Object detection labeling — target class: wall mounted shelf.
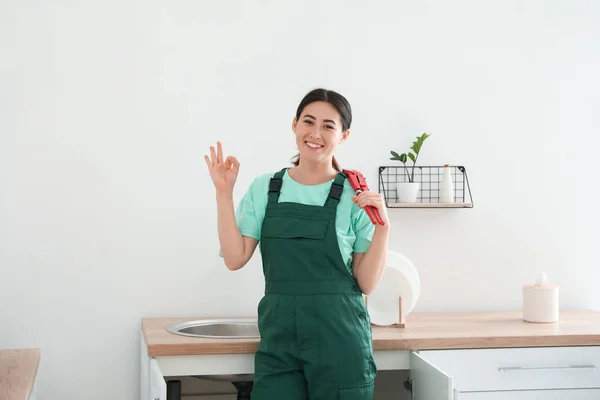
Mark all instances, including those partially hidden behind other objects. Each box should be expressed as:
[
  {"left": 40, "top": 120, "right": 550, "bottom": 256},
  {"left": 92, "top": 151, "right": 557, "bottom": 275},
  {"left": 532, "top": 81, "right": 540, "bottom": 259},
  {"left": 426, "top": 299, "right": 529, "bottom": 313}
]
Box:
[{"left": 378, "top": 165, "right": 474, "bottom": 208}]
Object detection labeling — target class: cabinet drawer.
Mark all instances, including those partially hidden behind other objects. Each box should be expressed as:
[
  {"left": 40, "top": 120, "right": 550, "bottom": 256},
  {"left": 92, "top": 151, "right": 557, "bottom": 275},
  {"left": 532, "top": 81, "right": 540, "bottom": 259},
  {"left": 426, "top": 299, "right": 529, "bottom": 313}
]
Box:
[
  {"left": 417, "top": 346, "right": 600, "bottom": 392},
  {"left": 458, "top": 388, "right": 600, "bottom": 400}
]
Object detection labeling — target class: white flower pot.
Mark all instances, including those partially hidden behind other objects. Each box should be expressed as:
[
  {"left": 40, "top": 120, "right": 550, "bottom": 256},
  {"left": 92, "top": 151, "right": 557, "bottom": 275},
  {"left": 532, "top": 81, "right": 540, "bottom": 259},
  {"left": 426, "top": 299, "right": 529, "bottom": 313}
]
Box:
[{"left": 396, "top": 182, "right": 420, "bottom": 203}]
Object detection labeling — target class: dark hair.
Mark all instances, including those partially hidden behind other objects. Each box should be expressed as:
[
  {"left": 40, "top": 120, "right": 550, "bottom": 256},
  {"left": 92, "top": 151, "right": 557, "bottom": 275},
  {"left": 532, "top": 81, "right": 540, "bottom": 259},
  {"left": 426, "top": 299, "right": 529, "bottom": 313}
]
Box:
[{"left": 291, "top": 88, "right": 352, "bottom": 172}]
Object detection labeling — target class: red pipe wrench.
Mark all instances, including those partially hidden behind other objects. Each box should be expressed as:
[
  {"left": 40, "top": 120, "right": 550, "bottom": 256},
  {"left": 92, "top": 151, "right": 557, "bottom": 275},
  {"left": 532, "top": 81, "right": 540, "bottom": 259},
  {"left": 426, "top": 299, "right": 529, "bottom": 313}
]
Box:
[{"left": 342, "top": 169, "right": 385, "bottom": 226}]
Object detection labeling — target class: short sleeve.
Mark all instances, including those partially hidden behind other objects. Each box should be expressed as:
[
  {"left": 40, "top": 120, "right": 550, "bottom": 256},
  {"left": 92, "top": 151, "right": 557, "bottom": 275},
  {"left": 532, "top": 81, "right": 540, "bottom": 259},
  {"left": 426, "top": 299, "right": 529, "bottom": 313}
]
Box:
[
  {"left": 235, "top": 181, "right": 261, "bottom": 241},
  {"left": 352, "top": 207, "right": 375, "bottom": 253}
]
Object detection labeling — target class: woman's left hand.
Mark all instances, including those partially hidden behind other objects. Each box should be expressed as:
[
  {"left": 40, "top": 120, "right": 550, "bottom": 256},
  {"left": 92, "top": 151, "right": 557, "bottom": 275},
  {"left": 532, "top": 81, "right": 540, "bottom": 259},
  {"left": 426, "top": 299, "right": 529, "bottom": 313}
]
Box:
[{"left": 351, "top": 191, "right": 390, "bottom": 228}]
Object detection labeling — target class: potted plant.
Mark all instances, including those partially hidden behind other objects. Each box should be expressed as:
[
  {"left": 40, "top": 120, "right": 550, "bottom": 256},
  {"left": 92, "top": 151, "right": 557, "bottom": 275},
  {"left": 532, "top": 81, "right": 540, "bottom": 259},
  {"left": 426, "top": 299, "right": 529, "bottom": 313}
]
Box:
[{"left": 390, "top": 133, "right": 431, "bottom": 202}]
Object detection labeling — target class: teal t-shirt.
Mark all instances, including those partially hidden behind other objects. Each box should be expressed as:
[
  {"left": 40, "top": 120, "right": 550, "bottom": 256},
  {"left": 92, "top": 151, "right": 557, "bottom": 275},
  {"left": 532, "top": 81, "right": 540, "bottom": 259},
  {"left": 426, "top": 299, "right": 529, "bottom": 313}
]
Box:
[{"left": 235, "top": 169, "right": 375, "bottom": 270}]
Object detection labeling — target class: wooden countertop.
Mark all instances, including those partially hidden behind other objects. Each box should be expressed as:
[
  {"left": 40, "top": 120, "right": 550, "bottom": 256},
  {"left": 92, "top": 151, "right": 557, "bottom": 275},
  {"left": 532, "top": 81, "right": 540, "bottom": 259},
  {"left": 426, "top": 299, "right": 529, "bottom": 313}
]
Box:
[
  {"left": 0, "top": 348, "right": 40, "bottom": 400},
  {"left": 142, "top": 309, "right": 600, "bottom": 357}
]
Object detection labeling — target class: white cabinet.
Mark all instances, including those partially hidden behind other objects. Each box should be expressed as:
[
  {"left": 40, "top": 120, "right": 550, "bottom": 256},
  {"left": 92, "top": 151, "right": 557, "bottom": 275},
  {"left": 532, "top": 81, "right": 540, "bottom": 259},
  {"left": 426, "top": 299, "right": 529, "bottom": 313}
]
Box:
[
  {"left": 410, "top": 351, "right": 453, "bottom": 400},
  {"left": 141, "top": 331, "right": 167, "bottom": 400},
  {"left": 410, "top": 346, "right": 600, "bottom": 399},
  {"left": 149, "top": 358, "right": 167, "bottom": 400},
  {"left": 458, "top": 389, "right": 600, "bottom": 399}
]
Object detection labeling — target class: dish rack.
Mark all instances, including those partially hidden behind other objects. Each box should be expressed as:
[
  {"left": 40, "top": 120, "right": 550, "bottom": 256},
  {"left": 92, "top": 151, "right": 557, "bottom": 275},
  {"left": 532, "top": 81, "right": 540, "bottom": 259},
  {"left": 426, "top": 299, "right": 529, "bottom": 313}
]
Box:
[
  {"left": 378, "top": 165, "right": 474, "bottom": 208},
  {"left": 365, "top": 296, "right": 406, "bottom": 328}
]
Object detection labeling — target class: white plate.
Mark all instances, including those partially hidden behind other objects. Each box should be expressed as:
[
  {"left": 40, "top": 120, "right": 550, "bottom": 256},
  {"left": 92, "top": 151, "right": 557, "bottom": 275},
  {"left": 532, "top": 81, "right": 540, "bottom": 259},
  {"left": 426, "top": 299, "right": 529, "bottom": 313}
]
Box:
[{"left": 366, "top": 250, "right": 420, "bottom": 326}]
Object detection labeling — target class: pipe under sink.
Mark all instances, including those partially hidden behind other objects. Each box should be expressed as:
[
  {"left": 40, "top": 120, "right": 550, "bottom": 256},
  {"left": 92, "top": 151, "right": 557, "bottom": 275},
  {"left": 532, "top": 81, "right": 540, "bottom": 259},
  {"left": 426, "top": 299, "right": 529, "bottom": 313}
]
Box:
[{"left": 166, "top": 318, "right": 260, "bottom": 339}]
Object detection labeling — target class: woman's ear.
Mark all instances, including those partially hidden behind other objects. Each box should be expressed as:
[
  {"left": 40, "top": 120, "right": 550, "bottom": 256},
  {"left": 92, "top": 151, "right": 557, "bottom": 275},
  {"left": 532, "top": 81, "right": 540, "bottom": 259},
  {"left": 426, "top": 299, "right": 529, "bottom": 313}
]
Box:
[
  {"left": 340, "top": 129, "right": 351, "bottom": 143},
  {"left": 292, "top": 117, "right": 298, "bottom": 133}
]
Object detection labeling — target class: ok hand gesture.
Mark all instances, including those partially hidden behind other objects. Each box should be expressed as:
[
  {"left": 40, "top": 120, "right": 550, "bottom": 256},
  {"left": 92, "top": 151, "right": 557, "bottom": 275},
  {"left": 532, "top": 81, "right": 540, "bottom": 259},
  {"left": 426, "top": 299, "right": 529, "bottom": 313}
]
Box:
[{"left": 204, "top": 142, "right": 240, "bottom": 194}]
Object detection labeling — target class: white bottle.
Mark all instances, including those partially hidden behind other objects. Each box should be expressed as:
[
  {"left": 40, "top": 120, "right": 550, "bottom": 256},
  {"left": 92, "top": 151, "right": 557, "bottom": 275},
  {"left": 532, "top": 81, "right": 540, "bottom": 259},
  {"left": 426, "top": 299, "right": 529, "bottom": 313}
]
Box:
[{"left": 440, "top": 164, "right": 454, "bottom": 202}]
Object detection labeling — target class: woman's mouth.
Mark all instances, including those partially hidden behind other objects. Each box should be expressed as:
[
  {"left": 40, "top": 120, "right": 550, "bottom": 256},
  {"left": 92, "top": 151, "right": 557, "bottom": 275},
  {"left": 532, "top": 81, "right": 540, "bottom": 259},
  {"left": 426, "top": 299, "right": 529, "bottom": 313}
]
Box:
[{"left": 305, "top": 141, "right": 323, "bottom": 151}]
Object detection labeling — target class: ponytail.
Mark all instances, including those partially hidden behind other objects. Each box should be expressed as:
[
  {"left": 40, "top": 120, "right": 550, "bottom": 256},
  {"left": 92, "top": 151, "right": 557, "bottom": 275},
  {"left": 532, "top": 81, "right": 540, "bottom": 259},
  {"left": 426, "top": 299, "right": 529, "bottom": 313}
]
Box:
[{"left": 332, "top": 156, "right": 341, "bottom": 172}]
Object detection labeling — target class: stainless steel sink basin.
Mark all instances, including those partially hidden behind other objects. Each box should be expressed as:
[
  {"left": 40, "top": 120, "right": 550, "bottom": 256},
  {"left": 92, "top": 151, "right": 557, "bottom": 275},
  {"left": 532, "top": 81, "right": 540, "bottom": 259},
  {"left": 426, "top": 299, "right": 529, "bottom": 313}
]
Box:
[{"left": 166, "top": 318, "right": 260, "bottom": 339}]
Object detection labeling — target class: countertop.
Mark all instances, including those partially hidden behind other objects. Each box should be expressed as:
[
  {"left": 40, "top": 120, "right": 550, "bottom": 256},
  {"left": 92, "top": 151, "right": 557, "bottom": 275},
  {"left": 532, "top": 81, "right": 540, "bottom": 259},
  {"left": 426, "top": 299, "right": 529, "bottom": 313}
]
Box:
[
  {"left": 142, "top": 309, "right": 600, "bottom": 357},
  {"left": 0, "top": 348, "right": 40, "bottom": 400}
]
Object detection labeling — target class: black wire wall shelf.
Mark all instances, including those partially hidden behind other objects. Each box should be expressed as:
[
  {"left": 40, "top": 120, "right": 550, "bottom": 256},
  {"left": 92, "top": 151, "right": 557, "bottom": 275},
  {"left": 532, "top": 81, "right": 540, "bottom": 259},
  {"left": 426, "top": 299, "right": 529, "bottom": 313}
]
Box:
[{"left": 378, "top": 165, "right": 474, "bottom": 208}]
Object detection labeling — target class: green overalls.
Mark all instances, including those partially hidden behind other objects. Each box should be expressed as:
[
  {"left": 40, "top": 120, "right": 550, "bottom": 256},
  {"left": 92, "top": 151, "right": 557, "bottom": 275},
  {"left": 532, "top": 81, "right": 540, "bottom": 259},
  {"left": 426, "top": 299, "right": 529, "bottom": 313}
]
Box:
[{"left": 251, "top": 168, "right": 377, "bottom": 399}]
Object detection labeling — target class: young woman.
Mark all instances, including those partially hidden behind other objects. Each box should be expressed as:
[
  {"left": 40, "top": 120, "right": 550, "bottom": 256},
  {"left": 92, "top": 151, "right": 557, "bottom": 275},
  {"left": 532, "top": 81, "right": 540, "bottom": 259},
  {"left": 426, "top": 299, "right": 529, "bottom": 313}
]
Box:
[{"left": 205, "top": 88, "right": 389, "bottom": 399}]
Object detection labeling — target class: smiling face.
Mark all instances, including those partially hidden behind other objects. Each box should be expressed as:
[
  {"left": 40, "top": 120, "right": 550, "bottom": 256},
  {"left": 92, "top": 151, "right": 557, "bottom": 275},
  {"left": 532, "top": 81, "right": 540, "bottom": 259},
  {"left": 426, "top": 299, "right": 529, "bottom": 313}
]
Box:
[{"left": 292, "top": 101, "right": 350, "bottom": 167}]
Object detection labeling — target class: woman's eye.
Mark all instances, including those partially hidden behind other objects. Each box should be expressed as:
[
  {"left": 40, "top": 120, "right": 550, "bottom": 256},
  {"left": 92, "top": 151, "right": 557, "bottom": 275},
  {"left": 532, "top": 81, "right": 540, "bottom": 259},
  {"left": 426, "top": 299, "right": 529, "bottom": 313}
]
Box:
[
  {"left": 304, "top": 120, "right": 313, "bottom": 125},
  {"left": 325, "top": 125, "right": 333, "bottom": 129}
]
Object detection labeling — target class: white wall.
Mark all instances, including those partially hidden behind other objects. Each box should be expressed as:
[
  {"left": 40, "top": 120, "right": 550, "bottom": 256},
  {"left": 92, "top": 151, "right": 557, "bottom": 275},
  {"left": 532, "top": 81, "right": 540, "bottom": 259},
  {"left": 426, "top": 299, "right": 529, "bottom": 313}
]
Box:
[{"left": 1, "top": 1, "right": 599, "bottom": 399}]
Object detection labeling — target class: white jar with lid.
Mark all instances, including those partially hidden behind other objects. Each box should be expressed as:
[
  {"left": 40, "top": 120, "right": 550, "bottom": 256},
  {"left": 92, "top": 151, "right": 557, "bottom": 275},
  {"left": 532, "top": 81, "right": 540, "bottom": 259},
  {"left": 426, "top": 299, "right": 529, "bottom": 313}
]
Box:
[{"left": 522, "top": 272, "right": 559, "bottom": 323}]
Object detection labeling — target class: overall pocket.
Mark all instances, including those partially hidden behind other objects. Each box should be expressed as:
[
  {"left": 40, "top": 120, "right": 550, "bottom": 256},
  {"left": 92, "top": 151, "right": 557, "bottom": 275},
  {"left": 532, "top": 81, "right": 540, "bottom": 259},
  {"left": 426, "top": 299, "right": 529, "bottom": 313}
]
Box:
[
  {"left": 341, "top": 295, "right": 372, "bottom": 344},
  {"left": 261, "top": 215, "right": 329, "bottom": 240}
]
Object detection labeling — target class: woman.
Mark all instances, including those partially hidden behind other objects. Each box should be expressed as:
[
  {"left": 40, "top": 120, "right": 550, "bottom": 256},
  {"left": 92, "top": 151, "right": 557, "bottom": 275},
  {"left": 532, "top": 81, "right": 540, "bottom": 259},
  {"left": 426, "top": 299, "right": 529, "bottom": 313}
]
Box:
[{"left": 205, "top": 88, "right": 389, "bottom": 399}]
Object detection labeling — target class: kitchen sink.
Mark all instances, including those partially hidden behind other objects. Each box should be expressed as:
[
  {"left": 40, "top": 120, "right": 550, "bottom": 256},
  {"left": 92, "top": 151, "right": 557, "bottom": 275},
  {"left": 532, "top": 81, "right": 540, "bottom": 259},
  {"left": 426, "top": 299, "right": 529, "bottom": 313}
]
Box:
[{"left": 166, "top": 318, "right": 260, "bottom": 339}]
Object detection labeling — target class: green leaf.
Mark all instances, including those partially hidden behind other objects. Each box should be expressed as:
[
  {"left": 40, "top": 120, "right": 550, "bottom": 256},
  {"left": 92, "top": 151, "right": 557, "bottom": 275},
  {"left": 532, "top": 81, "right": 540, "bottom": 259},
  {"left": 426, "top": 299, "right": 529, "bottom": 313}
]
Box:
[
  {"left": 411, "top": 142, "right": 420, "bottom": 154},
  {"left": 410, "top": 133, "right": 430, "bottom": 155},
  {"left": 390, "top": 133, "right": 430, "bottom": 163}
]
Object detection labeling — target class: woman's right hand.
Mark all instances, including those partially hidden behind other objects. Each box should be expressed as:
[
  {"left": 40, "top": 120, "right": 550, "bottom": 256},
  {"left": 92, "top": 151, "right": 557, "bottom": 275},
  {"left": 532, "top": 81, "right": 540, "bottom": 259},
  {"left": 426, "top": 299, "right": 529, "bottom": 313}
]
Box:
[{"left": 204, "top": 141, "right": 240, "bottom": 194}]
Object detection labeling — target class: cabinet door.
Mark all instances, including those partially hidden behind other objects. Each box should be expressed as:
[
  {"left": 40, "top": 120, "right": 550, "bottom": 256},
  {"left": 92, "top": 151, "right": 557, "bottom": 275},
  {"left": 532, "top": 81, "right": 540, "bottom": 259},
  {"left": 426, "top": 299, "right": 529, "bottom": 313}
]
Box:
[
  {"left": 410, "top": 351, "right": 453, "bottom": 400},
  {"left": 141, "top": 330, "right": 167, "bottom": 400},
  {"left": 458, "top": 388, "right": 600, "bottom": 400},
  {"left": 149, "top": 358, "right": 167, "bottom": 400},
  {"left": 417, "top": 347, "right": 600, "bottom": 392}
]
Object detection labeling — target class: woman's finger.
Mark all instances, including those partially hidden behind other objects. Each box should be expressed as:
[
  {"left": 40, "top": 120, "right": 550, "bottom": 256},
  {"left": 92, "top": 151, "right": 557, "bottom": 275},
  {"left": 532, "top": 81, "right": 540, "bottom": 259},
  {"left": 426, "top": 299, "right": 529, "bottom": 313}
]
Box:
[
  {"left": 217, "top": 141, "right": 224, "bottom": 164},
  {"left": 230, "top": 156, "right": 240, "bottom": 172},
  {"left": 355, "top": 192, "right": 373, "bottom": 203},
  {"left": 210, "top": 146, "right": 218, "bottom": 164},
  {"left": 358, "top": 195, "right": 383, "bottom": 208},
  {"left": 224, "top": 155, "right": 238, "bottom": 170},
  {"left": 204, "top": 154, "right": 212, "bottom": 168}
]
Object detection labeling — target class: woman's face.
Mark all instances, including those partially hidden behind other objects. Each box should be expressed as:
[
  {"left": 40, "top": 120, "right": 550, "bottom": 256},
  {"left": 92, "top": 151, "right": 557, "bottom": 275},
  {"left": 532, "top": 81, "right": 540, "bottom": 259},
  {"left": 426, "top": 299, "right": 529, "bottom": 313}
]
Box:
[{"left": 292, "top": 101, "right": 350, "bottom": 166}]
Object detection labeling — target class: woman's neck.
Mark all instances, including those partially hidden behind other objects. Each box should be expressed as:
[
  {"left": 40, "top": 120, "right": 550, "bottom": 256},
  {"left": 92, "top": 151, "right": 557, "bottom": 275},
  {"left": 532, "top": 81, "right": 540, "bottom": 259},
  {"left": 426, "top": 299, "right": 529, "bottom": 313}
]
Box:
[{"left": 289, "top": 161, "right": 338, "bottom": 186}]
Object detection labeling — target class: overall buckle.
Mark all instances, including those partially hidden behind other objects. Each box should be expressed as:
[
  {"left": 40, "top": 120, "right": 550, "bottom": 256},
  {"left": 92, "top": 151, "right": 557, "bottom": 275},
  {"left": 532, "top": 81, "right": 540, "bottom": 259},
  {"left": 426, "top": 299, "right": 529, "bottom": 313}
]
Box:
[
  {"left": 269, "top": 178, "right": 282, "bottom": 193},
  {"left": 329, "top": 183, "right": 343, "bottom": 200}
]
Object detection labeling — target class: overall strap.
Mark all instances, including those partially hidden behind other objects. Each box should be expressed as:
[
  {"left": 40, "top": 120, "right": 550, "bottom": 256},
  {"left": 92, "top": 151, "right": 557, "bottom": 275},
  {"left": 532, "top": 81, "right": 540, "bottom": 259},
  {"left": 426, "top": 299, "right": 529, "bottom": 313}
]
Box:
[
  {"left": 324, "top": 172, "right": 346, "bottom": 208},
  {"left": 268, "top": 168, "right": 287, "bottom": 204}
]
